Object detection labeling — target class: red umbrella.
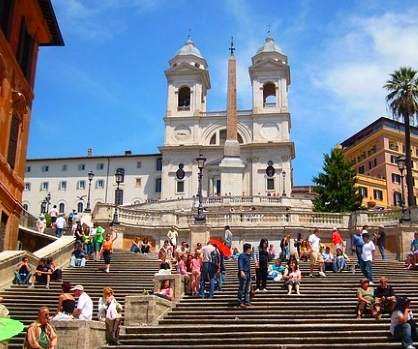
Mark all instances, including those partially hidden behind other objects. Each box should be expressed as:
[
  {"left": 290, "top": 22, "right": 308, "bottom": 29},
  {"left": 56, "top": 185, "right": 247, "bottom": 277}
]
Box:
[{"left": 208, "top": 238, "right": 232, "bottom": 257}]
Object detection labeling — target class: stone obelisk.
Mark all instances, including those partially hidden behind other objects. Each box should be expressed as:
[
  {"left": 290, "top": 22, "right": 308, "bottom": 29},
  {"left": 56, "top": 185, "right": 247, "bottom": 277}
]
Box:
[{"left": 219, "top": 38, "right": 245, "bottom": 196}]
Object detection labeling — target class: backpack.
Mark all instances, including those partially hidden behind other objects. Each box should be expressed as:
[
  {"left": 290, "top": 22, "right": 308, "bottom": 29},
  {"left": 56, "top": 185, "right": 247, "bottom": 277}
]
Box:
[{"left": 210, "top": 248, "right": 220, "bottom": 267}]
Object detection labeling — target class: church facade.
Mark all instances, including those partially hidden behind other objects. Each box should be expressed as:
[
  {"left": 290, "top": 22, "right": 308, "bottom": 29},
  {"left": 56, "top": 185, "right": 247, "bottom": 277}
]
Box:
[{"left": 160, "top": 33, "right": 295, "bottom": 200}]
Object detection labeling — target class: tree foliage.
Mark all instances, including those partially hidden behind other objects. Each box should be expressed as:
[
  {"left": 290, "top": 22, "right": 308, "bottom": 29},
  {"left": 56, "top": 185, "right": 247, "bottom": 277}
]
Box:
[{"left": 312, "top": 147, "right": 363, "bottom": 212}]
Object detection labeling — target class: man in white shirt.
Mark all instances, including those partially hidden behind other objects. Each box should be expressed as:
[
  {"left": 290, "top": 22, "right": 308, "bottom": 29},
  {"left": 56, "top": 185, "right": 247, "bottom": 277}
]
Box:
[
  {"left": 308, "top": 228, "right": 326, "bottom": 278},
  {"left": 55, "top": 214, "right": 66, "bottom": 238},
  {"left": 71, "top": 284, "right": 93, "bottom": 320},
  {"left": 361, "top": 233, "right": 375, "bottom": 284},
  {"left": 322, "top": 246, "right": 337, "bottom": 273}
]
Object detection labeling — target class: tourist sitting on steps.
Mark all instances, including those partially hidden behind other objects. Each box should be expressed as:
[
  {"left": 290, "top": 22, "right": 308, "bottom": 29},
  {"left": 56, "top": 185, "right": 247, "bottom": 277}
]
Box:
[
  {"left": 130, "top": 237, "right": 141, "bottom": 253},
  {"left": 47, "top": 257, "right": 63, "bottom": 282},
  {"left": 390, "top": 296, "right": 418, "bottom": 349},
  {"left": 154, "top": 279, "right": 173, "bottom": 301},
  {"left": 15, "top": 256, "right": 32, "bottom": 285},
  {"left": 405, "top": 232, "right": 418, "bottom": 270},
  {"left": 52, "top": 281, "right": 75, "bottom": 320},
  {"left": 335, "top": 248, "right": 350, "bottom": 272},
  {"left": 356, "top": 278, "right": 376, "bottom": 319},
  {"left": 322, "top": 246, "right": 337, "bottom": 273},
  {"left": 141, "top": 238, "right": 151, "bottom": 254},
  {"left": 374, "top": 277, "right": 397, "bottom": 320},
  {"left": 284, "top": 261, "right": 301, "bottom": 295},
  {"left": 158, "top": 251, "right": 172, "bottom": 273},
  {"left": 28, "top": 258, "right": 52, "bottom": 289},
  {"left": 70, "top": 244, "right": 88, "bottom": 268}
]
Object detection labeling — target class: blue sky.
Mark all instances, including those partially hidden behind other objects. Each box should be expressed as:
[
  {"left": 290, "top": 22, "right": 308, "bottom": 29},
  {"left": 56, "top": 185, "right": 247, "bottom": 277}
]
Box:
[{"left": 29, "top": 0, "right": 418, "bottom": 185}]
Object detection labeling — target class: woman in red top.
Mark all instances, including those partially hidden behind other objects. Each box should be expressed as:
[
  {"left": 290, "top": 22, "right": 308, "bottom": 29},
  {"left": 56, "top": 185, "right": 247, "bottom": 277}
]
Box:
[{"left": 100, "top": 228, "right": 118, "bottom": 273}]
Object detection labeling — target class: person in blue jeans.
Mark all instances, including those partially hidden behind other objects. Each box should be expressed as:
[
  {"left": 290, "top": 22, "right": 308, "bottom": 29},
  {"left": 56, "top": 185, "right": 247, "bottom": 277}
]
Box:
[
  {"left": 237, "top": 243, "right": 252, "bottom": 308},
  {"left": 199, "top": 242, "right": 219, "bottom": 299},
  {"left": 352, "top": 227, "right": 364, "bottom": 267},
  {"left": 390, "top": 296, "right": 417, "bottom": 349},
  {"left": 15, "top": 256, "right": 32, "bottom": 285}
]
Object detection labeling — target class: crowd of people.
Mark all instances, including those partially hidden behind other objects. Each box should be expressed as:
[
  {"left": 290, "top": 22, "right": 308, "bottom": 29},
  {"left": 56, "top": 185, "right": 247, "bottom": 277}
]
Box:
[{"left": 14, "top": 221, "right": 418, "bottom": 349}]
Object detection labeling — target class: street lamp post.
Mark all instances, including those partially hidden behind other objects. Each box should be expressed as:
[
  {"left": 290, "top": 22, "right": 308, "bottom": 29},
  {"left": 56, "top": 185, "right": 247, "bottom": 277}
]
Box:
[
  {"left": 194, "top": 154, "right": 207, "bottom": 224},
  {"left": 112, "top": 170, "right": 123, "bottom": 225},
  {"left": 398, "top": 156, "right": 410, "bottom": 222},
  {"left": 41, "top": 200, "right": 47, "bottom": 214},
  {"left": 45, "top": 192, "right": 51, "bottom": 214},
  {"left": 282, "top": 171, "right": 287, "bottom": 197},
  {"left": 84, "top": 171, "right": 95, "bottom": 213}
]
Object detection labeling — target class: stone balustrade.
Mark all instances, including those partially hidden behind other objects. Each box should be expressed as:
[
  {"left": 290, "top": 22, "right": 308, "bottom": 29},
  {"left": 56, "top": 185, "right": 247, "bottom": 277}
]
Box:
[{"left": 94, "top": 201, "right": 402, "bottom": 230}]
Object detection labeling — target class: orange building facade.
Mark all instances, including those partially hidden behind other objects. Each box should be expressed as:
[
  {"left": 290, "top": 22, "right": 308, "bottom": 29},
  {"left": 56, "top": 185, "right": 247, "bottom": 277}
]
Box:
[
  {"left": 0, "top": 0, "right": 63, "bottom": 251},
  {"left": 341, "top": 117, "right": 418, "bottom": 209}
]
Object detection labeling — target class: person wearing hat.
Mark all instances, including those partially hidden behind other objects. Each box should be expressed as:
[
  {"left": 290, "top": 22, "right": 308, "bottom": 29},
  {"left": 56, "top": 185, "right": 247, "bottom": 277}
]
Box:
[
  {"left": 36, "top": 214, "right": 46, "bottom": 234},
  {"left": 390, "top": 296, "right": 417, "bottom": 349},
  {"left": 71, "top": 284, "right": 93, "bottom": 320},
  {"left": 356, "top": 278, "right": 376, "bottom": 319},
  {"left": 374, "top": 225, "right": 387, "bottom": 260}
]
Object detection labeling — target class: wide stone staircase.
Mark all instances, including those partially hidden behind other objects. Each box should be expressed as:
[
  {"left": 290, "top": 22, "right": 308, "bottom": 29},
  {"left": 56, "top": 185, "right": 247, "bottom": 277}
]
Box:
[{"left": 2, "top": 249, "right": 417, "bottom": 349}]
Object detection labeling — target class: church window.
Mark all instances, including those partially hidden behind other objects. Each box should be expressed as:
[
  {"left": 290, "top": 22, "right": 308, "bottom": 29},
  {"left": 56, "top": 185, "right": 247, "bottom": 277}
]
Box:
[
  {"left": 266, "top": 178, "right": 275, "bottom": 190},
  {"left": 176, "top": 181, "right": 185, "bottom": 193},
  {"left": 155, "top": 178, "right": 162, "bottom": 193},
  {"left": 263, "top": 82, "right": 276, "bottom": 108},
  {"left": 178, "top": 86, "right": 190, "bottom": 111},
  {"left": 210, "top": 129, "right": 244, "bottom": 146}
]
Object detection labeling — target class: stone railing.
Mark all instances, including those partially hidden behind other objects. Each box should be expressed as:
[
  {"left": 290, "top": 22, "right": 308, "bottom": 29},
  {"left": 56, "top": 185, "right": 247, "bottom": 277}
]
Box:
[{"left": 93, "top": 202, "right": 403, "bottom": 231}]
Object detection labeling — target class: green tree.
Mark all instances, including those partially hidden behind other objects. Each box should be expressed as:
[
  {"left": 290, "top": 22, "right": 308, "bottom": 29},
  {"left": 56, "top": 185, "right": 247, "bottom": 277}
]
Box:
[
  {"left": 312, "top": 146, "right": 363, "bottom": 212},
  {"left": 384, "top": 67, "right": 418, "bottom": 207}
]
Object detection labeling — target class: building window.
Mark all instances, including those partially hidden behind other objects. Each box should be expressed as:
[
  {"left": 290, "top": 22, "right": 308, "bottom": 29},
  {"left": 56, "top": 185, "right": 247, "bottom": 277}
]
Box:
[
  {"left": 358, "top": 165, "right": 365, "bottom": 174},
  {"left": 25, "top": 166, "right": 31, "bottom": 172},
  {"left": 78, "top": 164, "right": 85, "bottom": 171},
  {"left": 176, "top": 181, "right": 184, "bottom": 193},
  {"left": 77, "top": 180, "right": 86, "bottom": 189},
  {"left": 24, "top": 182, "right": 31, "bottom": 191},
  {"left": 135, "top": 178, "right": 142, "bottom": 188},
  {"left": 7, "top": 116, "right": 19, "bottom": 169},
  {"left": 373, "top": 189, "right": 383, "bottom": 201},
  {"left": 23, "top": 203, "right": 28, "bottom": 211},
  {"left": 96, "top": 179, "right": 104, "bottom": 189},
  {"left": 177, "top": 86, "right": 190, "bottom": 111},
  {"left": 137, "top": 161, "right": 142, "bottom": 168},
  {"left": 389, "top": 141, "right": 398, "bottom": 151},
  {"left": 17, "top": 18, "right": 34, "bottom": 79},
  {"left": 41, "top": 182, "right": 49, "bottom": 191},
  {"left": 156, "top": 158, "right": 163, "bottom": 171},
  {"left": 59, "top": 181, "right": 67, "bottom": 190},
  {"left": 359, "top": 186, "right": 368, "bottom": 198},
  {"left": 0, "top": 0, "right": 15, "bottom": 40},
  {"left": 390, "top": 155, "right": 398, "bottom": 164},
  {"left": 59, "top": 203, "right": 65, "bottom": 214},
  {"left": 62, "top": 164, "right": 67, "bottom": 171},
  {"left": 393, "top": 192, "right": 402, "bottom": 207},
  {"left": 155, "top": 178, "right": 162, "bottom": 193},
  {"left": 266, "top": 178, "right": 275, "bottom": 191},
  {"left": 392, "top": 173, "right": 401, "bottom": 184},
  {"left": 42, "top": 165, "right": 49, "bottom": 172},
  {"left": 97, "top": 163, "right": 104, "bottom": 170},
  {"left": 368, "top": 158, "right": 377, "bottom": 169},
  {"left": 263, "top": 82, "right": 276, "bottom": 108},
  {"left": 77, "top": 202, "right": 84, "bottom": 213}
]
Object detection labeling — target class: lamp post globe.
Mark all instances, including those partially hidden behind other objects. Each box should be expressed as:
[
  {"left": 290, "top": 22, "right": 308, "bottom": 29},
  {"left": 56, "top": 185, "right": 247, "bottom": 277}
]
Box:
[
  {"left": 194, "top": 154, "right": 207, "bottom": 224},
  {"left": 84, "top": 171, "right": 95, "bottom": 213}
]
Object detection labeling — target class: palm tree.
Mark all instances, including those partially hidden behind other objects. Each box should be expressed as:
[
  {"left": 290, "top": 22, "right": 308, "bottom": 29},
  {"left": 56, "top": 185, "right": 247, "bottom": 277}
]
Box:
[{"left": 384, "top": 67, "right": 418, "bottom": 207}]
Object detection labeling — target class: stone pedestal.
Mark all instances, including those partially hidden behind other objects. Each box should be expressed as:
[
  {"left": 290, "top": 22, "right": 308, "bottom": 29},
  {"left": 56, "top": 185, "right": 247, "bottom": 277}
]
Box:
[
  {"left": 219, "top": 153, "right": 245, "bottom": 196},
  {"left": 124, "top": 295, "right": 175, "bottom": 326},
  {"left": 50, "top": 320, "right": 106, "bottom": 349},
  {"left": 190, "top": 224, "right": 211, "bottom": 252}
]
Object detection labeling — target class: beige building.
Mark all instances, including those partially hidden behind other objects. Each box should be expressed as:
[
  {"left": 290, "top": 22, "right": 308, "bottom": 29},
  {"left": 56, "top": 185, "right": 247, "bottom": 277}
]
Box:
[{"left": 341, "top": 116, "right": 418, "bottom": 208}]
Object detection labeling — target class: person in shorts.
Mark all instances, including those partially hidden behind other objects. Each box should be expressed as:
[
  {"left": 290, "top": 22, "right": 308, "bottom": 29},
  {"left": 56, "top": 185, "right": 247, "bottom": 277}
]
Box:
[{"left": 308, "top": 228, "right": 325, "bottom": 278}]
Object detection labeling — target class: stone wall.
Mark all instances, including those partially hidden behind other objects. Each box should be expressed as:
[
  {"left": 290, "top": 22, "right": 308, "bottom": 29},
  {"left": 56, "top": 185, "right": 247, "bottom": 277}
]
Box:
[
  {"left": 51, "top": 320, "right": 106, "bottom": 349},
  {"left": 124, "top": 295, "right": 175, "bottom": 326}
]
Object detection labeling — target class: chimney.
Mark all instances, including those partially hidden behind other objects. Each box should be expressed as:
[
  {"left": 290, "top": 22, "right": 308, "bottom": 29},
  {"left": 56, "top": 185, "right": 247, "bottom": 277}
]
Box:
[
  {"left": 87, "top": 148, "right": 92, "bottom": 157},
  {"left": 125, "top": 150, "right": 132, "bottom": 156}
]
